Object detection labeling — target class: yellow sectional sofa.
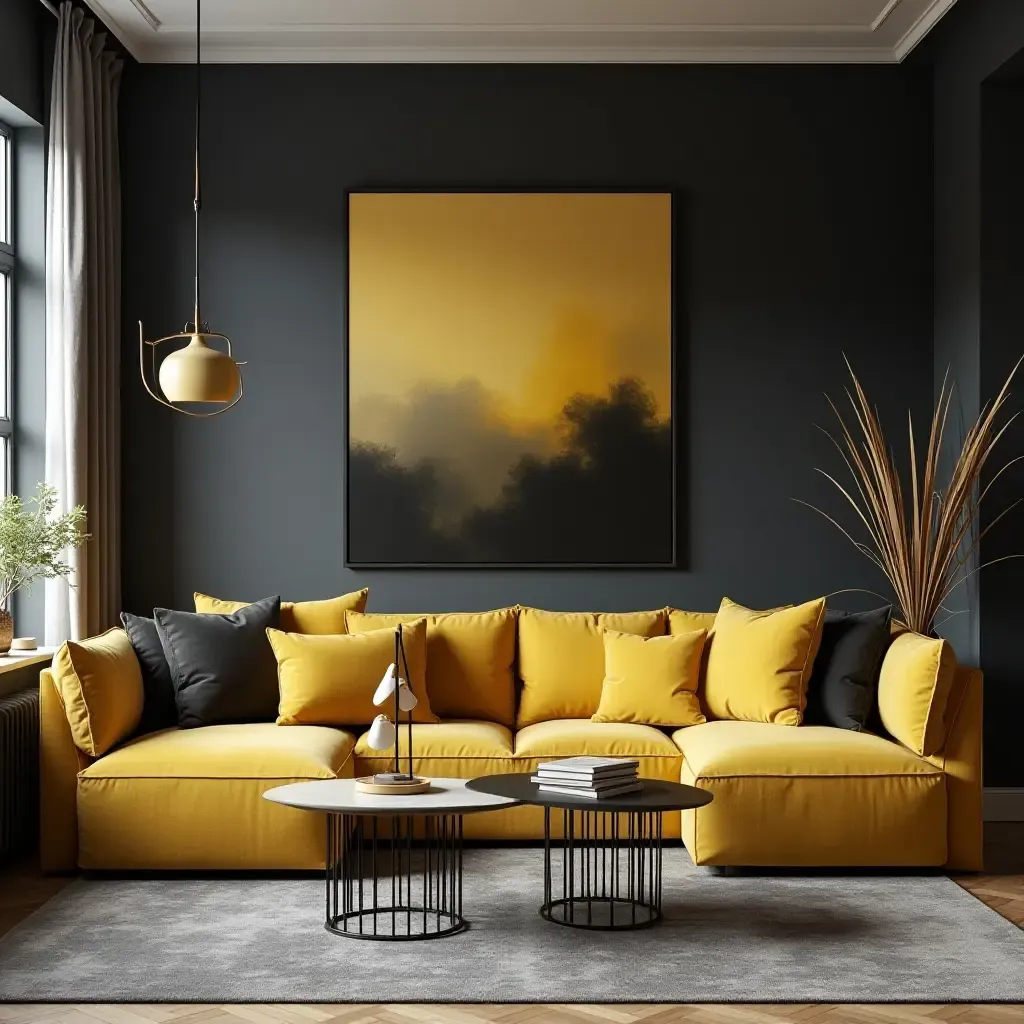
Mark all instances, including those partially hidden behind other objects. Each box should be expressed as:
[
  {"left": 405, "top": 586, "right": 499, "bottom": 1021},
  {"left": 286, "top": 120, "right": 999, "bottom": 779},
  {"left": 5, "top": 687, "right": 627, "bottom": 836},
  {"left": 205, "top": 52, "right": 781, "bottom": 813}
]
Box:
[{"left": 39, "top": 606, "right": 984, "bottom": 873}]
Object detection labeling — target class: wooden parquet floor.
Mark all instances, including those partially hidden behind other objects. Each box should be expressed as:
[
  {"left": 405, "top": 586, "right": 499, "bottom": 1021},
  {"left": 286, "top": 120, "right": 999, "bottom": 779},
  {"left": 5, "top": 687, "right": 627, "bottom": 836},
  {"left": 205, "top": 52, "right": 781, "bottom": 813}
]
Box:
[{"left": 1, "top": 824, "right": 1023, "bottom": 1021}]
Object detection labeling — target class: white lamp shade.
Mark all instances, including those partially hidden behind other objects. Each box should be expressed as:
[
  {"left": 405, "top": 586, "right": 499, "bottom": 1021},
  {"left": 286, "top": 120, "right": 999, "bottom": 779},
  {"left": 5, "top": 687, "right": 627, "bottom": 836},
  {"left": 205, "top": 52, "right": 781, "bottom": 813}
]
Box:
[
  {"left": 372, "top": 663, "right": 398, "bottom": 706},
  {"left": 159, "top": 333, "right": 240, "bottom": 403},
  {"left": 397, "top": 683, "right": 419, "bottom": 712},
  {"left": 367, "top": 714, "right": 396, "bottom": 751}
]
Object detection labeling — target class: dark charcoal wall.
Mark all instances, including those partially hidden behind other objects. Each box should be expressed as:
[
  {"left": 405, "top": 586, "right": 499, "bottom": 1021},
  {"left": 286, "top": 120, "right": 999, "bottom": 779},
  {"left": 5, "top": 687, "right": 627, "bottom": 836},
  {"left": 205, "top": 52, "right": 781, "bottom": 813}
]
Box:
[
  {"left": 119, "top": 64, "right": 933, "bottom": 625},
  {"left": 0, "top": 0, "right": 48, "bottom": 123},
  {"left": 978, "top": 83, "right": 1024, "bottom": 787},
  {"left": 929, "top": 0, "right": 1024, "bottom": 785}
]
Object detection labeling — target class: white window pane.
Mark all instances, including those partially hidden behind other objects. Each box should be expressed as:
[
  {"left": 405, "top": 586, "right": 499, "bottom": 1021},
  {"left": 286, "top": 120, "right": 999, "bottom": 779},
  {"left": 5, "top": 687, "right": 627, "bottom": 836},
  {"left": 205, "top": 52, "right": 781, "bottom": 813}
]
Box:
[{"left": 0, "top": 436, "right": 8, "bottom": 498}]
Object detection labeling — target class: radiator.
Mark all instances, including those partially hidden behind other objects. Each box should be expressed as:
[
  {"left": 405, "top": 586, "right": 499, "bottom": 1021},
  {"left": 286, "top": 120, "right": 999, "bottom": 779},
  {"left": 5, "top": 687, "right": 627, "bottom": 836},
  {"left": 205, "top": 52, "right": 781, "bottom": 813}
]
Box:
[{"left": 0, "top": 688, "right": 38, "bottom": 861}]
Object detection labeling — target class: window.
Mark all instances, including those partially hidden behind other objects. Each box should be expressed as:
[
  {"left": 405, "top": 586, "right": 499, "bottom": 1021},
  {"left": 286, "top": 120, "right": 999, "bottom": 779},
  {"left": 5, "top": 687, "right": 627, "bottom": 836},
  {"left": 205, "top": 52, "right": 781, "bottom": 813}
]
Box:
[{"left": 0, "top": 122, "right": 13, "bottom": 496}]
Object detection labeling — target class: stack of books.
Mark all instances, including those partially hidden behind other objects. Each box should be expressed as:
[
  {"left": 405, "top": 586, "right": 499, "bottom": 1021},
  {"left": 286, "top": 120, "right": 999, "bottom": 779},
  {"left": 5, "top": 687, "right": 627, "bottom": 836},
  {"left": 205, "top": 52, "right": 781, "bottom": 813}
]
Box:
[{"left": 531, "top": 756, "right": 642, "bottom": 799}]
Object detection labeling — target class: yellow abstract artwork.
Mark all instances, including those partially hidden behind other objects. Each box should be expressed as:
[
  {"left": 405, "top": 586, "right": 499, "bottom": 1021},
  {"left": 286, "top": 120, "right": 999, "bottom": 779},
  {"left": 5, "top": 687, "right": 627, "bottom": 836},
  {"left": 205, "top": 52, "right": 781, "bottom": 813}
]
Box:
[{"left": 346, "top": 191, "right": 674, "bottom": 565}]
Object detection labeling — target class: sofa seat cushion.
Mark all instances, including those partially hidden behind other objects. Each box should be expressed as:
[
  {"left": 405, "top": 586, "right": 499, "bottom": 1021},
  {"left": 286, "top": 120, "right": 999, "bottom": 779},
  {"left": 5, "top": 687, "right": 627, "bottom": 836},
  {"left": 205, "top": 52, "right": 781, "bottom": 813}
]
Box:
[
  {"left": 671, "top": 720, "right": 943, "bottom": 778},
  {"left": 76, "top": 724, "right": 357, "bottom": 871},
  {"left": 80, "top": 722, "right": 356, "bottom": 780},
  {"left": 671, "top": 721, "right": 946, "bottom": 867},
  {"left": 515, "top": 719, "right": 682, "bottom": 775},
  {"left": 513, "top": 719, "right": 682, "bottom": 838},
  {"left": 355, "top": 720, "right": 513, "bottom": 761},
  {"left": 353, "top": 721, "right": 518, "bottom": 840}
]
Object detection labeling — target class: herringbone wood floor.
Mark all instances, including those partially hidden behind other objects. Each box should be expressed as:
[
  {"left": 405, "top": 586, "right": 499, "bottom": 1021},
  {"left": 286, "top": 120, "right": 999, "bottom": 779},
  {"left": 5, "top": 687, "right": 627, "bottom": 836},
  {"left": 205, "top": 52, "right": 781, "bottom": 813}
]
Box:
[{"left": 1, "top": 825, "right": 1023, "bottom": 1021}]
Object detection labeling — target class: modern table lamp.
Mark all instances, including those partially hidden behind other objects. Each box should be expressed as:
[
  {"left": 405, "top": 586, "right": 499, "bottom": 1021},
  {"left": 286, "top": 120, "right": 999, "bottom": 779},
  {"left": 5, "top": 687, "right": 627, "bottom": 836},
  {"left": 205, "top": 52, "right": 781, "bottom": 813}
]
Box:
[{"left": 355, "top": 623, "right": 431, "bottom": 795}]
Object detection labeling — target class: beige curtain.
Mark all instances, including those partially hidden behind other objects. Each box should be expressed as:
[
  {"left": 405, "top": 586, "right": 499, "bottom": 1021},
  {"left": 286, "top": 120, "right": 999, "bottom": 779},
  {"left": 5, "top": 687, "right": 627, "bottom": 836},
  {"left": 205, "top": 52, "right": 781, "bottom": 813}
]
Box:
[{"left": 44, "top": 3, "right": 122, "bottom": 644}]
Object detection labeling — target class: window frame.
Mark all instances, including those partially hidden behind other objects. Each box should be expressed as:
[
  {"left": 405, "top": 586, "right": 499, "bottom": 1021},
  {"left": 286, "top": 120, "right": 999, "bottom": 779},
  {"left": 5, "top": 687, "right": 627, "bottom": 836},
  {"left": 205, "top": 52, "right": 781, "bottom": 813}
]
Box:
[{"left": 0, "top": 120, "right": 15, "bottom": 493}]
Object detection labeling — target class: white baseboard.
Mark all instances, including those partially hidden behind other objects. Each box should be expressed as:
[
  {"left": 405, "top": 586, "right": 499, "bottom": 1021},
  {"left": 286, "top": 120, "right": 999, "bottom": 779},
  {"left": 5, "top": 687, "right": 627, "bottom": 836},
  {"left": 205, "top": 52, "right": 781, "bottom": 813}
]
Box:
[{"left": 984, "top": 787, "right": 1024, "bottom": 821}]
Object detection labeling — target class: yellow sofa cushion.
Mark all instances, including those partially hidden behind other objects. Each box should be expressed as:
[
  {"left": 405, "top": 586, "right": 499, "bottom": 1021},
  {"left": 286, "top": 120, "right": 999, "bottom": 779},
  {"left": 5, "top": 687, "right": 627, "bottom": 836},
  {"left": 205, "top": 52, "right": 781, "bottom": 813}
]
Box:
[
  {"left": 672, "top": 719, "right": 944, "bottom": 778},
  {"left": 703, "top": 597, "right": 825, "bottom": 726},
  {"left": 194, "top": 589, "right": 368, "bottom": 634},
  {"left": 667, "top": 608, "right": 717, "bottom": 635},
  {"left": 345, "top": 609, "right": 517, "bottom": 726},
  {"left": 77, "top": 723, "right": 356, "bottom": 870},
  {"left": 516, "top": 607, "right": 666, "bottom": 727},
  {"left": 515, "top": 718, "right": 682, "bottom": 767},
  {"left": 79, "top": 721, "right": 357, "bottom": 778},
  {"left": 878, "top": 632, "right": 956, "bottom": 756},
  {"left": 673, "top": 720, "right": 946, "bottom": 866},
  {"left": 268, "top": 620, "right": 437, "bottom": 727},
  {"left": 353, "top": 720, "right": 526, "bottom": 841},
  {"left": 355, "top": 720, "right": 514, "bottom": 761},
  {"left": 593, "top": 628, "right": 707, "bottom": 727},
  {"left": 52, "top": 628, "right": 144, "bottom": 757}
]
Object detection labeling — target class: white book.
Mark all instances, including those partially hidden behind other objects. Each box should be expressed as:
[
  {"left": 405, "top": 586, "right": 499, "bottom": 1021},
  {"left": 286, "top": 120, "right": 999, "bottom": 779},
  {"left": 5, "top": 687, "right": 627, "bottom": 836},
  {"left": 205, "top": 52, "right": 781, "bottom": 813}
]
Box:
[
  {"left": 537, "top": 756, "right": 639, "bottom": 776},
  {"left": 534, "top": 767, "right": 638, "bottom": 784},
  {"left": 531, "top": 773, "right": 637, "bottom": 789},
  {"left": 537, "top": 781, "right": 644, "bottom": 800}
]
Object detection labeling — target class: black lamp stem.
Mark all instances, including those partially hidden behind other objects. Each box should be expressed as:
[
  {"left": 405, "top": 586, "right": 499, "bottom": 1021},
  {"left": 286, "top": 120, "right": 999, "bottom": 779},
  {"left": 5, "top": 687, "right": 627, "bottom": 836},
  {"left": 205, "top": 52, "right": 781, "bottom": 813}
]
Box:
[
  {"left": 397, "top": 623, "right": 415, "bottom": 778},
  {"left": 393, "top": 626, "right": 401, "bottom": 776}
]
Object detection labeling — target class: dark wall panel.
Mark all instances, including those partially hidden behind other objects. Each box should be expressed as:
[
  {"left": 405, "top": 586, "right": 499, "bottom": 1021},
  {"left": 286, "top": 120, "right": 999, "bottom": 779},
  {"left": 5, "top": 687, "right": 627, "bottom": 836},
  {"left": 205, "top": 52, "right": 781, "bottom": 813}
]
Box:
[
  {"left": 930, "top": 0, "right": 1024, "bottom": 784},
  {"left": 0, "top": 0, "right": 47, "bottom": 123},
  {"left": 120, "top": 64, "right": 933, "bottom": 628}
]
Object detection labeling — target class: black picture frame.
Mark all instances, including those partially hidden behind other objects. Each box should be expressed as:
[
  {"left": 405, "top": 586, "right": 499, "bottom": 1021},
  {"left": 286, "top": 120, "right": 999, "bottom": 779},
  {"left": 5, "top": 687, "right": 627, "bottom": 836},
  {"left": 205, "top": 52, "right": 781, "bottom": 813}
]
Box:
[{"left": 343, "top": 187, "right": 679, "bottom": 569}]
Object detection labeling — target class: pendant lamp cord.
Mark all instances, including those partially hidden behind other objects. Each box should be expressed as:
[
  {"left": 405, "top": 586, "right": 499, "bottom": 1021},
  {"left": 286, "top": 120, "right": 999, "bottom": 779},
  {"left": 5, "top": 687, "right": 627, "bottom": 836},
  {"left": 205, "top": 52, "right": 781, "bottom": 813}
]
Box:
[{"left": 192, "top": 0, "right": 202, "bottom": 332}]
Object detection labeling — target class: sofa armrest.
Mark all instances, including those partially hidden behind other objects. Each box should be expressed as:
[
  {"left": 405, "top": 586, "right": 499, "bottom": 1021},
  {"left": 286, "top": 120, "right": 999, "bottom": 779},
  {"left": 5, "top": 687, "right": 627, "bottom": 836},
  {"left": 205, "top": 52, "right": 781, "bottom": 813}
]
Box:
[
  {"left": 39, "top": 668, "right": 91, "bottom": 873},
  {"left": 926, "top": 664, "right": 983, "bottom": 871}
]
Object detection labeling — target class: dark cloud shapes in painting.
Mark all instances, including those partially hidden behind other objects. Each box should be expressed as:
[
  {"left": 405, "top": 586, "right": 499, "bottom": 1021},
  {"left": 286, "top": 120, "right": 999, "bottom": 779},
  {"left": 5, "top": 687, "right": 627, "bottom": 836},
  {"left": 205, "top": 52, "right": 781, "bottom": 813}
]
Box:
[{"left": 347, "top": 377, "right": 673, "bottom": 564}]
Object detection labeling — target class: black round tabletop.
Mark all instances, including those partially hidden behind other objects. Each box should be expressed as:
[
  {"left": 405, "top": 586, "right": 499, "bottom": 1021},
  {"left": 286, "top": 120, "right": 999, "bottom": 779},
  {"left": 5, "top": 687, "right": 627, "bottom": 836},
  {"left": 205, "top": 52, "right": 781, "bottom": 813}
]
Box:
[{"left": 466, "top": 773, "right": 713, "bottom": 813}]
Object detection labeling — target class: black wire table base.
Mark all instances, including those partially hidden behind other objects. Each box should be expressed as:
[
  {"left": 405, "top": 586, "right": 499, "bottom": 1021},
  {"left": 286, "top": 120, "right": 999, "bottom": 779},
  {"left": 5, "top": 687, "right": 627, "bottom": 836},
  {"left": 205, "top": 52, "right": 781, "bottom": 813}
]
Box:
[
  {"left": 325, "top": 812, "right": 464, "bottom": 940},
  {"left": 541, "top": 806, "right": 663, "bottom": 930}
]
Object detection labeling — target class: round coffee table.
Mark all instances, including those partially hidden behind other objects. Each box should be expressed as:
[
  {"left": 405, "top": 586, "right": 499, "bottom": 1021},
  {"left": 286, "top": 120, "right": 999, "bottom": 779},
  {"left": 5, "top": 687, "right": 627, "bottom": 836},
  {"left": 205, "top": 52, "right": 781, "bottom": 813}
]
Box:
[
  {"left": 264, "top": 777, "right": 518, "bottom": 940},
  {"left": 466, "top": 773, "right": 712, "bottom": 931}
]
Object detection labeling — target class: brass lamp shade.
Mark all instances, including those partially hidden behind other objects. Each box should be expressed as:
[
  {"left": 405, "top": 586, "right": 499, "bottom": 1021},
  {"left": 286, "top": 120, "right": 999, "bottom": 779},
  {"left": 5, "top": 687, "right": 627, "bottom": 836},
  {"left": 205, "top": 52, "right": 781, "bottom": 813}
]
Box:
[{"left": 159, "top": 333, "right": 241, "bottom": 403}]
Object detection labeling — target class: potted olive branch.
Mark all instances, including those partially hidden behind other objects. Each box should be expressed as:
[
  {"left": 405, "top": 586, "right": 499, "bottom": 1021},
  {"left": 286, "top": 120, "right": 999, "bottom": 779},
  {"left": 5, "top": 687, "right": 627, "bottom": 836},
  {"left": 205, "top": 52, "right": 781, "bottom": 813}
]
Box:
[{"left": 0, "top": 483, "right": 88, "bottom": 653}]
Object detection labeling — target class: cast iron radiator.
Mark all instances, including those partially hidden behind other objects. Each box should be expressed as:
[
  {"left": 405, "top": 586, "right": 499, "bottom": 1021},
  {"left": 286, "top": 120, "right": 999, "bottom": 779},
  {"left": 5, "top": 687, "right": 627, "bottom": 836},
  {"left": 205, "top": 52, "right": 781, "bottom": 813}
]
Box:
[{"left": 0, "top": 687, "right": 38, "bottom": 860}]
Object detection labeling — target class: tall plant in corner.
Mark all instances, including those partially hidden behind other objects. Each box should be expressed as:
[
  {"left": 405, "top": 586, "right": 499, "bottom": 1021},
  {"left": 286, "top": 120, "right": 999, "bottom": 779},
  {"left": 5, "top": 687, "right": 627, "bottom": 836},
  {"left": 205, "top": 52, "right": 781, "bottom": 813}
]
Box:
[
  {"left": 799, "top": 357, "right": 1023, "bottom": 637},
  {"left": 0, "top": 483, "right": 88, "bottom": 653}
]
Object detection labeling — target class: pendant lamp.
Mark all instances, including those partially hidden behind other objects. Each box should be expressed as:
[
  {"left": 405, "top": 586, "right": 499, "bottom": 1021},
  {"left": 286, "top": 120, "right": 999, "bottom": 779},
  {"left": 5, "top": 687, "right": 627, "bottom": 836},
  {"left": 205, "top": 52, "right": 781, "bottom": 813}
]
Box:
[{"left": 138, "top": 0, "right": 243, "bottom": 417}]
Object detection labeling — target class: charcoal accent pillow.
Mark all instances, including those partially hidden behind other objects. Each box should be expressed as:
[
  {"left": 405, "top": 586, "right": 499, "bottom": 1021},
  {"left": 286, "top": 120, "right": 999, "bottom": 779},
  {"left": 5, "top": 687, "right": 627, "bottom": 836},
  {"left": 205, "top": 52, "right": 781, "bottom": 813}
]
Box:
[
  {"left": 154, "top": 596, "right": 281, "bottom": 728},
  {"left": 120, "top": 611, "right": 179, "bottom": 735},
  {"left": 804, "top": 605, "right": 892, "bottom": 731}
]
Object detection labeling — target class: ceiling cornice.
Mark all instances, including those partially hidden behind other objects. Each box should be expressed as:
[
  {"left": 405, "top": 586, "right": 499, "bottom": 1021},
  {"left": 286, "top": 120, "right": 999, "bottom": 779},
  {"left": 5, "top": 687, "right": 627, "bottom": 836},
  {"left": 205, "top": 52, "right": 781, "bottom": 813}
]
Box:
[{"left": 82, "top": 0, "right": 960, "bottom": 64}]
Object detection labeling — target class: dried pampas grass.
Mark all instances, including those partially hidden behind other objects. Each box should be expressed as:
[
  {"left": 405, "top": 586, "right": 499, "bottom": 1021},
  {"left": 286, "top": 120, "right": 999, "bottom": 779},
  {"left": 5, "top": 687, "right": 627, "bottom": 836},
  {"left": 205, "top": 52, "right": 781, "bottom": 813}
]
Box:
[{"left": 799, "top": 356, "right": 1023, "bottom": 636}]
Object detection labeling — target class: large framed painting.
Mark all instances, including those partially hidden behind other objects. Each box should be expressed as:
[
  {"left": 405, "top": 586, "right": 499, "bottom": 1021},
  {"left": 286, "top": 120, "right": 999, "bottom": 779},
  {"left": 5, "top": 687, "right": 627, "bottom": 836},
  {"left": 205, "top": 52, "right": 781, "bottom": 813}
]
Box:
[{"left": 345, "top": 190, "right": 676, "bottom": 567}]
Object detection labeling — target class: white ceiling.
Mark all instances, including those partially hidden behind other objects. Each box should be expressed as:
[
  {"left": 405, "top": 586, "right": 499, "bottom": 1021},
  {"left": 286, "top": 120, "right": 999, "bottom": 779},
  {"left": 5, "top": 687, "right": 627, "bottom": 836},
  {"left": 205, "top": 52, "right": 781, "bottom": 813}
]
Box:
[{"left": 82, "top": 0, "right": 960, "bottom": 64}]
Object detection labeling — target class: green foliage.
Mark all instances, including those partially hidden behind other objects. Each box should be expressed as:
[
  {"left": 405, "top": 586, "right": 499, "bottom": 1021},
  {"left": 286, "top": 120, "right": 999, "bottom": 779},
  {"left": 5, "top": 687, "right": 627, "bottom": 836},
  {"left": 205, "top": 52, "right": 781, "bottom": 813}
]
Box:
[{"left": 0, "top": 483, "right": 88, "bottom": 607}]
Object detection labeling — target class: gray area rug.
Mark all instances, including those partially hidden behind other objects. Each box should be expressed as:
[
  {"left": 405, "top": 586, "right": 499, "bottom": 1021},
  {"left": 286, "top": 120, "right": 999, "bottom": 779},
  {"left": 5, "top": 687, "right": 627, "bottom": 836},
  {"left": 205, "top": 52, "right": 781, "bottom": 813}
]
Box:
[{"left": 2, "top": 847, "right": 1023, "bottom": 1003}]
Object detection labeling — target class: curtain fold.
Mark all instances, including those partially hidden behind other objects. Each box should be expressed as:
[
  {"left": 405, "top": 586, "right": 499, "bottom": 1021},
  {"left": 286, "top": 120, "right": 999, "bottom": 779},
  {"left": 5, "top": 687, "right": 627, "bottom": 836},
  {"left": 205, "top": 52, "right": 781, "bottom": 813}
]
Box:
[{"left": 44, "top": 3, "right": 123, "bottom": 644}]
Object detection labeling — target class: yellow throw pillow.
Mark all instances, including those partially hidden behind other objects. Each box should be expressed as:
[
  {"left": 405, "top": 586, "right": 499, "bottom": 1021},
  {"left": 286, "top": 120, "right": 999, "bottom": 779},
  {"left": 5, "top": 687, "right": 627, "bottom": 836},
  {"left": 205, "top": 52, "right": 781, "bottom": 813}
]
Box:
[
  {"left": 877, "top": 632, "right": 956, "bottom": 756},
  {"left": 345, "top": 609, "right": 517, "bottom": 726},
  {"left": 667, "top": 608, "right": 717, "bottom": 635},
  {"left": 516, "top": 607, "right": 666, "bottom": 727},
  {"left": 593, "top": 628, "right": 707, "bottom": 727},
  {"left": 703, "top": 597, "right": 826, "bottom": 726},
  {"left": 194, "top": 589, "right": 368, "bottom": 634},
  {"left": 52, "top": 628, "right": 144, "bottom": 757},
  {"left": 269, "top": 618, "right": 437, "bottom": 726}
]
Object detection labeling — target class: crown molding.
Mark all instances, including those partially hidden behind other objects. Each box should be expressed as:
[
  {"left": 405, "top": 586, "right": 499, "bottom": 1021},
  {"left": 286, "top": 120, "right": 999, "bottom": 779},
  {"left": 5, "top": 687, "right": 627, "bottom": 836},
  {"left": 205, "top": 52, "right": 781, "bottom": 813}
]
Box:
[
  {"left": 139, "top": 41, "right": 901, "bottom": 64},
  {"left": 81, "top": 0, "right": 146, "bottom": 61},
  {"left": 83, "top": 0, "right": 959, "bottom": 65},
  {"left": 893, "top": 0, "right": 959, "bottom": 59}
]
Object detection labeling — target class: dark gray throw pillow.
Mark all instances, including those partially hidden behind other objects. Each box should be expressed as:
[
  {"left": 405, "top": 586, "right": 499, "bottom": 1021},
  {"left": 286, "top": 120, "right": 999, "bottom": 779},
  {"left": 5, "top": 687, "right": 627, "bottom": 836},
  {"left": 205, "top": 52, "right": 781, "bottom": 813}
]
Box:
[
  {"left": 154, "top": 596, "right": 281, "bottom": 729},
  {"left": 804, "top": 605, "right": 892, "bottom": 731},
  {"left": 121, "top": 611, "right": 179, "bottom": 735}
]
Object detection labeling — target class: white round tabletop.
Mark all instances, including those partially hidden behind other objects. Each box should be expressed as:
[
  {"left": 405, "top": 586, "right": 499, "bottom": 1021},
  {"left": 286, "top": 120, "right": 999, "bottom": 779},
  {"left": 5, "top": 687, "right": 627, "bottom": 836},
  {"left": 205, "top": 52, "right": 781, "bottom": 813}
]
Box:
[{"left": 263, "top": 777, "right": 521, "bottom": 816}]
